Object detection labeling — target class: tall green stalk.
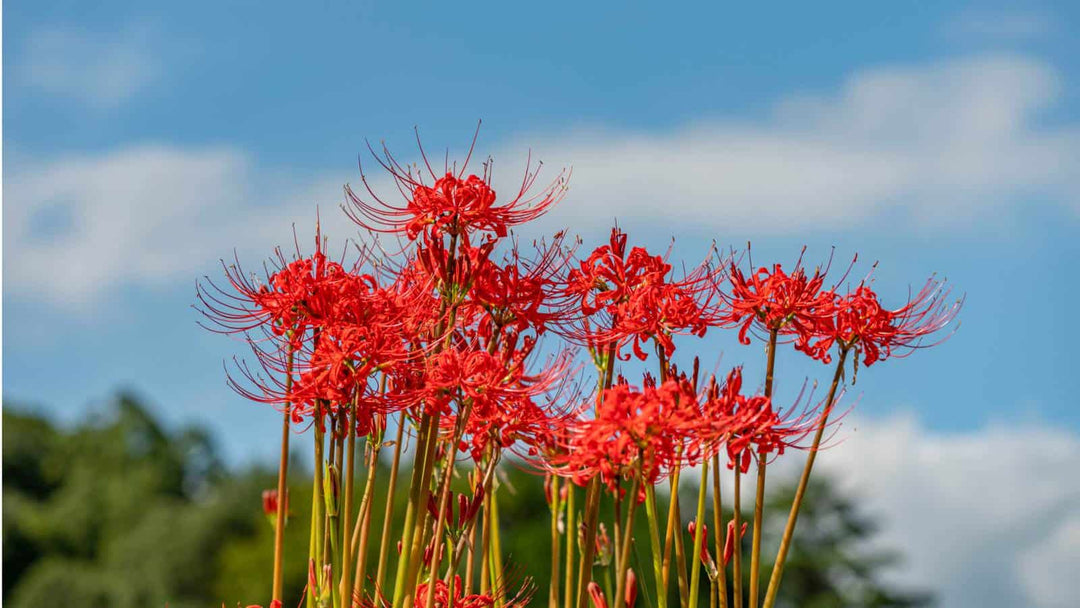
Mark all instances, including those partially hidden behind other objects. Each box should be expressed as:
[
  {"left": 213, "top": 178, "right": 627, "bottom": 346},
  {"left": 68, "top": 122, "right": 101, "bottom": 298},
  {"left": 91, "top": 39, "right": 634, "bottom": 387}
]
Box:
[
  {"left": 308, "top": 411, "right": 326, "bottom": 608},
  {"left": 424, "top": 401, "right": 475, "bottom": 608},
  {"left": 352, "top": 437, "right": 381, "bottom": 603},
  {"left": 340, "top": 394, "right": 360, "bottom": 606},
  {"left": 402, "top": 412, "right": 442, "bottom": 608},
  {"left": 391, "top": 415, "right": 431, "bottom": 608},
  {"left": 644, "top": 485, "right": 666, "bottom": 608},
  {"left": 375, "top": 413, "right": 406, "bottom": 599},
  {"left": 687, "top": 460, "right": 709, "bottom": 608},
  {"left": 272, "top": 347, "right": 295, "bottom": 603},
  {"left": 550, "top": 476, "right": 562, "bottom": 608},
  {"left": 613, "top": 475, "right": 642, "bottom": 608},
  {"left": 762, "top": 347, "right": 850, "bottom": 608},
  {"left": 731, "top": 469, "right": 741, "bottom": 608},
  {"left": 749, "top": 328, "right": 779, "bottom": 607},
  {"left": 710, "top": 455, "right": 728, "bottom": 608},
  {"left": 490, "top": 482, "right": 507, "bottom": 608},
  {"left": 564, "top": 480, "right": 577, "bottom": 608}
]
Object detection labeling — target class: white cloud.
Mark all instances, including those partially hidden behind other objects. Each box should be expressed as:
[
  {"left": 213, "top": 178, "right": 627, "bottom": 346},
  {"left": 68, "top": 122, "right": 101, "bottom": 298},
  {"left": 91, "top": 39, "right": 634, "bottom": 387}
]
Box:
[
  {"left": 6, "top": 54, "right": 1080, "bottom": 306},
  {"left": 3, "top": 145, "right": 351, "bottom": 307},
  {"left": 1018, "top": 514, "right": 1080, "bottom": 608},
  {"left": 674, "top": 411, "right": 1079, "bottom": 607},
  {"left": 18, "top": 26, "right": 161, "bottom": 108},
  {"left": 811, "top": 412, "right": 1080, "bottom": 608},
  {"left": 513, "top": 54, "right": 1079, "bottom": 236}
]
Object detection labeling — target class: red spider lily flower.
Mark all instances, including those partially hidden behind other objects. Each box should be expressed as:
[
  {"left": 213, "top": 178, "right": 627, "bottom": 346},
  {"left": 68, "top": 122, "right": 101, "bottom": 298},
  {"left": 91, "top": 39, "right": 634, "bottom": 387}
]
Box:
[
  {"left": 384, "top": 257, "right": 446, "bottom": 339},
  {"left": 720, "top": 250, "right": 839, "bottom": 353},
  {"left": 434, "top": 342, "right": 575, "bottom": 462},
  {"left": 401, "top": 576, "right": 533, "bottom": 608},
  {"left": 558, "top": 228, "right": 722, "bottom": 361},
  {"left": 421, "top": 346, "right": 548, "bottom": 415},
  {"left": 243, "top": 602, "right": 282, "bottom": 608},
  {"left": 224, "top": 253, "right": 425, "bottom": 433},
  {"left": 552, "top": 378, "right": 703, "bottom": 493},
  {"left": 415, "top": 230, "right": 497, "bottom": 304},
  {"left": 804, "top": 278, "right": 962, "bottom": 367},
  {"left": 196, "top": 224, "right": 354, "bottom": 346},
  {"left": 723, "top": 521, "right": 748, "bottom": 567},
  {"left": 469, "top": 233, "right": 577, "bottom": 336},
  {"left": 344, "top": 135, "right": 567, "bottom": 241},
  {"left": 701, "top": 368, "right": 817, "bottom": 473},
  {"left": 461, "top": 395, "right": 564, "bottom": 463}
]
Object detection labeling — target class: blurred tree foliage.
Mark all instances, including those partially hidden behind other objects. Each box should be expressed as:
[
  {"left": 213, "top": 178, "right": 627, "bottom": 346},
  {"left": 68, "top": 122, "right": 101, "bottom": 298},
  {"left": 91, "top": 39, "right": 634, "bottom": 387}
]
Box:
[{"left": 3, "top": 394, "right": 931, "bottom": 607}]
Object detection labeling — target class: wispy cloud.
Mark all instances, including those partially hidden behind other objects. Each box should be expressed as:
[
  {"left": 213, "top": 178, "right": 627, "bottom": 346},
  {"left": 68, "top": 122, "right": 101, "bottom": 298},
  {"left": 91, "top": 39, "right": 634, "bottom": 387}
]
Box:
[
  {"left": 812, "top": 412, "right": 1080, "bottom": 608},
  {"left": 6, "top": 54, "right": 1079, "bottom": 306},
  {"left": 3, "top": 145, "right": 348, "bottom": 307},
  {"left": 17, "top": 25, "right": 161, "bottom": 108},
  {"left": 512, "top": 54, "right": 1079, "bottom": 237}
]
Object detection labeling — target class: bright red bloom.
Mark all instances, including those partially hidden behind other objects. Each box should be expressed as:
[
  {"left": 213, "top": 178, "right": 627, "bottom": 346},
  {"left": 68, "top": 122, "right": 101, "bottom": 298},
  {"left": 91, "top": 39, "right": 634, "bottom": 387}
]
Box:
[
  {"left": 721, "top": 252, "right": 837, "bottom": 354},
  {"left": 397, "top": 576, "right": 532, "bottom": 608},
  {"left": 413, "top": 578, "right": 496, "bottom": 608},
  {"left": 196, "top": 226, "right": 351, "bottom": 345},
  {"left": 469, "top": 233, "right": 575, "bottom": 336},
  {"left": 225, "top": 262, "right": 416, "bottom": 434},
  {"left": 804, "top": 278, "right": 962, "bottom": 366},
  {"left": 345, "top": 138, "right": 566, "bottom": 241},
  {"left": 700, "top": 368, "right": 816, "bottom": 473},
  {"left": 430, "top": 340, "right": 574, "bottom": 462},
  {"left": 552, "top": 378, "right": 703, "bottom": 493},
  {"left": 559, "top": 228, "right": 721, "bottom": 361}
]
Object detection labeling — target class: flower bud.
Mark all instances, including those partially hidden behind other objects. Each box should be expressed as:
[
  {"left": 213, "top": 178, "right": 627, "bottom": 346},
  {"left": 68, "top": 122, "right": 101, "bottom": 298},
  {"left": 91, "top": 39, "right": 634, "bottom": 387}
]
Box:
[
  {"left": 594, "top": 522, "right": 613, "bottom": 567},
  {"left": 262, "top": 489, "right": 288, "bottom": 529},
  {"left": 723, "top": 520, "right": 748, "bottom": 567},
  {"left": 625, "top": 568, "right": 638, "bottom": 608},
  {"left": 587, "top": 582, "right": 608, "bottom": 608}
]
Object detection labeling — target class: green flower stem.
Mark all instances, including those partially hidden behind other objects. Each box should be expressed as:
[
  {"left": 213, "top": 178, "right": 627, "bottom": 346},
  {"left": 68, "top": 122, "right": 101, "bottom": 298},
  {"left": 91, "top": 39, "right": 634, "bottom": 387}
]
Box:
[
  {"left": 749, "top": 328, "right": 779, "bottom": 607},
  {"left": 272, "top": 347, "right": 295, "bottom": 603},
  {"left": 688, "top": 459, "right": 709, "bottom": 608},
  {"left": 762, "top": 347, "right": 850, "bottom": 608},
  {"left": 710, "top": 455, "right": 728, "bottom": 608},
  {"left": 644, "top": 485, "right": 667, "bottom": 608},
  {"left": 375, "top": 413, "right": 407, "bottom": 600}
]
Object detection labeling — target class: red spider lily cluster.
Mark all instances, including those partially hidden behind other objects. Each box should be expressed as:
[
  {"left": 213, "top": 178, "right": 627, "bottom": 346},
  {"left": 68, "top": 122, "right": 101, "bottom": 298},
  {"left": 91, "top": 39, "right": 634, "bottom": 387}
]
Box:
[{"left": 198, "top": 133, "right": 960, "bottom": 608}]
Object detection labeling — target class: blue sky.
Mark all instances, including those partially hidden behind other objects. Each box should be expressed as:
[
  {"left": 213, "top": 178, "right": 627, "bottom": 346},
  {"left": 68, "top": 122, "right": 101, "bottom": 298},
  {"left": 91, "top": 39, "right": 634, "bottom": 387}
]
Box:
[{"left": 3, "top": 2, "right": 1079, "bottom": 606}]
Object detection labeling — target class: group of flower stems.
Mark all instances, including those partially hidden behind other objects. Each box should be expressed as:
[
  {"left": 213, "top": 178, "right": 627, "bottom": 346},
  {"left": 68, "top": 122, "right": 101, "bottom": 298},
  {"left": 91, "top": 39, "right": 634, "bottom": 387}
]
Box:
[
  {"left": 262, "top": 326, "right": 851, "bottom": 608},
  {"left": 543, "top": 331, "right": 849, "bottom": 608},
  {"left": 206, "top": 137, "right": 956, "bottom": 608}
]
